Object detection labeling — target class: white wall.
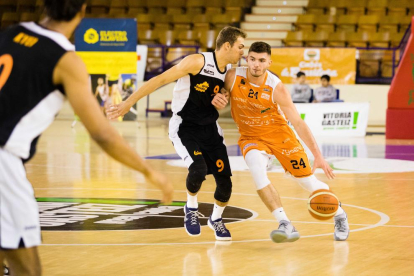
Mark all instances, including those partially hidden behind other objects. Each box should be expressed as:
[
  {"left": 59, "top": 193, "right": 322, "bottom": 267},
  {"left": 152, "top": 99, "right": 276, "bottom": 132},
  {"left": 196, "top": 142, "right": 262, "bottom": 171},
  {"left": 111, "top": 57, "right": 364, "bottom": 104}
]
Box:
[{"left": 57, "top": 82, "right": 389, "bottom": 126}]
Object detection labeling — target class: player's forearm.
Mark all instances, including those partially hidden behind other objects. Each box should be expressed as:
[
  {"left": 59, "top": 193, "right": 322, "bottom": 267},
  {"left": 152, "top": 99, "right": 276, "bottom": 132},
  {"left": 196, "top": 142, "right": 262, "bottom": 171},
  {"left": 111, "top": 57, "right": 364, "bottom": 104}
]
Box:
[
  {"left": 293, "top": 121, "right": 323, "bottom": 158},
  {"left": 125, "top": 77, "right": 163, "bottom": 107}
]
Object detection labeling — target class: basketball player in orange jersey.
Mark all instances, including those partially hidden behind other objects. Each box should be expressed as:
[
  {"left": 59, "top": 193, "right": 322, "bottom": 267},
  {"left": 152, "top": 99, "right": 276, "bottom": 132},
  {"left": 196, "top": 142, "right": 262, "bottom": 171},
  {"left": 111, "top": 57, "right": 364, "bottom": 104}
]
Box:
[
  {"left": 0, "top": 0, "right": 172, "bottom": 274},
  {"left": 212, "top": 42, "right": 350, "bottom": 243}
]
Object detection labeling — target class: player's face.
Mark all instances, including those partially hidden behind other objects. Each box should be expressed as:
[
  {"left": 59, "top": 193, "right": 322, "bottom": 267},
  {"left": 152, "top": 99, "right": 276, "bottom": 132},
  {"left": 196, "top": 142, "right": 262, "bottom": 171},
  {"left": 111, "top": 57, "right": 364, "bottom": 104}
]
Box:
[
  {"left": 298, "top": 75, "right": 306, "bottom": 84},
  {"left": 229, "top": 37, "right": 245, "bottom": 64},
  {"left": 97, "top": 78, "right": 104, "bottom": 85},
  {"left": 321, "top": 78, "right": 329, "bottom": 87},
  {"left": 247, "top": 52, "right": 271, "bottom": 77}
]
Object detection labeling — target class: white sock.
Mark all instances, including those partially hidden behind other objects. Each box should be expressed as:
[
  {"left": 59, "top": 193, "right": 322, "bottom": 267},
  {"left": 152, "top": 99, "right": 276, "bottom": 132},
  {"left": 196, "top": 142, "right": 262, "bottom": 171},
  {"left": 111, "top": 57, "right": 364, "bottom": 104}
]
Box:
[
  {"left": 211, "top": 203, "right": 225, "bottom": 221},
  {"left": 187, "top": 192, "right": 198, "bottom": 209},
  {"left": 272, "top": 207, "right": 290, "bottom": 222},
  {"left": 335, "top": 205, "right": 345, "bottom": 217}
]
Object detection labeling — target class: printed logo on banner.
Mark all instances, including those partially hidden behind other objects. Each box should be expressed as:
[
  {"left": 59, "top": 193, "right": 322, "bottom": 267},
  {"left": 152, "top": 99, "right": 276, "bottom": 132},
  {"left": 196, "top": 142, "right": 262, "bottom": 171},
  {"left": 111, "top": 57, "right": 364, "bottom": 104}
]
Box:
[
  {"left": 304, "top": 49, "right": 320, "bottom": 61},
  {"left": 83, "top": 28, "right": 128, "bottom": 46},
  {"left": 322, "top": 112, "right": 359, "bottom": 130},
  {"left": 75, "top": 18, "right": 137, "bottom": 52},
  {"left": 84, "top": 28, "right": 99, "bottom": 44},
  {"left": 270, "top": 48, "right": 356, "bottom": 84}
]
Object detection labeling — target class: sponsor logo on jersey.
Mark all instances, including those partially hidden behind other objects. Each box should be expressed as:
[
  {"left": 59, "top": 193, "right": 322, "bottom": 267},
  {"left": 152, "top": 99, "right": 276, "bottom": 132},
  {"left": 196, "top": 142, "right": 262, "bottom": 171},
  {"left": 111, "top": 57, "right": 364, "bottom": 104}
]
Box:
[
  {"left": 263, "top": 88, "right": 271, "bottom": 92},
  {"left": 203, "top": 69, "right": 214, "bottom": 75},
  {"left": 36, "top": 198, "right": 254, "bottom": 231},
  {"left": 243, "top": 143, "right": 258, "bottom": 152},
  {"left": 261, "top": 107, "right": 271, "bottom": 113},
  {"left": 282, "top": 147, "right": 301, "bottom": 156},
  {"left": 13, "top": 32, "right": 39, "bottom": 47},
  {"left": 261, "top": 93, "right": 270, "bottom": 101},
  {"left": 194, "top": 150, "right": 202, "bottom": 155},
  {"left": 207, "top": 64, "right": 214, "bottom": 68},
  {"left": 240, "top": 79, "right": 246, "bottom": 85},
  {"left": 194, "top": 81, "right": 209, "bottom": 92}
]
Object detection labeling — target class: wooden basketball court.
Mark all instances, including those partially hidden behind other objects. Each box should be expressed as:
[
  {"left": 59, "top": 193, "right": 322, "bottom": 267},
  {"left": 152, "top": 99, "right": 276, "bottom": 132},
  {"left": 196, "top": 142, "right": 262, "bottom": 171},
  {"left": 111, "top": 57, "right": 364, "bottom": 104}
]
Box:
[{"left": 27, "top": 119, "right": 414, "bottom": 275}]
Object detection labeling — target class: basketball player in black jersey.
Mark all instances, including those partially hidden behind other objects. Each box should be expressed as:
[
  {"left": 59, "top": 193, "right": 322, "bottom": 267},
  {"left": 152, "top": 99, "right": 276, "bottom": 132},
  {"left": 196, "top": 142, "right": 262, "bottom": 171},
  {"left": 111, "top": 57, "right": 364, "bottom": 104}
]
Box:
[
  {"left": 0, "top": 0, "right": 173, "bottom": 274},
  {"left": 107, "top": 27, "right": 246, "bottom": 241}
]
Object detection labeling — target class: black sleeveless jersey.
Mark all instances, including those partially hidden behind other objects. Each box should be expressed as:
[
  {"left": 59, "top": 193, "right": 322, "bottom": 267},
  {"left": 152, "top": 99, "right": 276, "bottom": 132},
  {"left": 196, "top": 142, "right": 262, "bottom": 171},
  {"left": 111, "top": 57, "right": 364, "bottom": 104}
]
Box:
[
  {"left": 0, "top": 22, "right": 74, "bottom": 161},
  {"left": 171, "top": 52, "right": 230, "bottom": 125}
]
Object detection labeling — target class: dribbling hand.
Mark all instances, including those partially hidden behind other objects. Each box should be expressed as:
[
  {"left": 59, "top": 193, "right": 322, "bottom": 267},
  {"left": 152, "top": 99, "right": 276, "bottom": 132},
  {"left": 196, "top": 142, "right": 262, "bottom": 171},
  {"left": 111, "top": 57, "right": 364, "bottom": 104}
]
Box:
[{"left": 312, "top": 156, "right": 336, "bottom": 180}]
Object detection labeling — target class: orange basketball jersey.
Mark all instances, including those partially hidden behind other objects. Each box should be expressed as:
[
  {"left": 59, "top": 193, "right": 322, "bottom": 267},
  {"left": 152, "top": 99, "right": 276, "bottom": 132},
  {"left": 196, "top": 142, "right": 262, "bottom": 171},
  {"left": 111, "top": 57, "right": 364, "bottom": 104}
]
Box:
[{"left": 230, "top": 67, "right": 288, "bottom": 137}]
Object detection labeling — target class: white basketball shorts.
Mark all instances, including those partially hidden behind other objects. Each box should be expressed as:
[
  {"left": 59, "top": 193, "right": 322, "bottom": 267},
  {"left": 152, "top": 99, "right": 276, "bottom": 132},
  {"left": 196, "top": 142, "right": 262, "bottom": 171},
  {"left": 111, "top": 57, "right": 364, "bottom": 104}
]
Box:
[{"left": 0, "top": 148, "right": 41, "bottom": 249}]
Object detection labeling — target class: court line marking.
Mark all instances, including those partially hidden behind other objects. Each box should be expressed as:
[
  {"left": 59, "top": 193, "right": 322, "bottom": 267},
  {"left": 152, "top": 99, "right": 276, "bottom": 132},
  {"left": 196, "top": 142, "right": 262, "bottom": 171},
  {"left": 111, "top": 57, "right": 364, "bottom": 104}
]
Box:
[{"left": 40, "top": 197, "right": 391, "bottom": 246}]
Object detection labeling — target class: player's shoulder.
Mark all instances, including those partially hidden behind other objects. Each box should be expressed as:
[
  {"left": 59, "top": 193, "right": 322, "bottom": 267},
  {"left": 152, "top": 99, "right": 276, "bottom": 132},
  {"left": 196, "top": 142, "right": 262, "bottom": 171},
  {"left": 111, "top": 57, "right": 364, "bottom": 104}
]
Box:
[
  {"left": 19, "top": 22, "right": 75, "bottom": 51},
  {"left": 266, "top": 70, "right": 281, "bottom": 87},
  {"left": 233, "top": 66, "right": 248, "bottom": 76},
  {"left": 180, "top": 53, "right": 205, "bottom": 74}
]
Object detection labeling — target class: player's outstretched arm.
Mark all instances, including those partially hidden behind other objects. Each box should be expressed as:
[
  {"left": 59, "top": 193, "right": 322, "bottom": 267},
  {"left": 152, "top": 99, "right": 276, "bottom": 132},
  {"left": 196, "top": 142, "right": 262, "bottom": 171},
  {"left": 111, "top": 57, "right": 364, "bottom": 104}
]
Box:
[
  {"left": 273, "top": 82, "right": 335, "bottom": 180},
  {"left": 54, "top": 52, "right": 173, "bottom": 203},
  {"left": 212, "top": 68, "right": 235, "bottom": 109},
  {"left": 106, "top": 54, "right": 205, "bottom": 119}
]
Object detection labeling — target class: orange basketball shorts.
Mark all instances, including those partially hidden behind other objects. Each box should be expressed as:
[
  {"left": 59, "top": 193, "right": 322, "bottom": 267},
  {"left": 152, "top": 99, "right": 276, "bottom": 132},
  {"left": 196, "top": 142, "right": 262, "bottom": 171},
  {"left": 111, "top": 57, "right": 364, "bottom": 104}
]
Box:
[{"left": 238, "top": 125, "right": 312, "bottom": 178}]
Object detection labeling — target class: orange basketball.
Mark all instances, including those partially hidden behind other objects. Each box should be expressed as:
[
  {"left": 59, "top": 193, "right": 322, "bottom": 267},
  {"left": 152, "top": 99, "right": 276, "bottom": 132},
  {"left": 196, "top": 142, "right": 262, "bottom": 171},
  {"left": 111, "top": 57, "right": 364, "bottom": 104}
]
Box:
[{"left": 307, "top": 189, "right": 339, "bottom": 220}]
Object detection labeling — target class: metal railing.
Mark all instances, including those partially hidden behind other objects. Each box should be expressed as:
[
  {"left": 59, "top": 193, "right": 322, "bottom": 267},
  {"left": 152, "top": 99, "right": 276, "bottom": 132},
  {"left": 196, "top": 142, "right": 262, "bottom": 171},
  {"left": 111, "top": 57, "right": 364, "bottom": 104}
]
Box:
[{"left": 356, "top": 23, "right": 411, "bottom": 84}]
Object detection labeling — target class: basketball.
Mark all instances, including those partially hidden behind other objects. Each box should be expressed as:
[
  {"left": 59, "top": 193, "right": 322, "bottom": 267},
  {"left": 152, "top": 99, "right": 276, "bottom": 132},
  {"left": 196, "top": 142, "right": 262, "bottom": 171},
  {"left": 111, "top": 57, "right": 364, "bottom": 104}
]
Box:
[{"left": 307, "top": 189, "right": 339, "bottom": 220}]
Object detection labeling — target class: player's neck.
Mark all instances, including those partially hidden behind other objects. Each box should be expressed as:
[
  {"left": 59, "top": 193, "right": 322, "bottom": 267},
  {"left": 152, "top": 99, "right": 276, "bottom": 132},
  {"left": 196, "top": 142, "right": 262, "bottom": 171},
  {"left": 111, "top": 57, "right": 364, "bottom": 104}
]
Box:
[
  {"left": 214, "top": 50, "right": 230, "bottom": 72},
  {"left": 39, "top": 17, "right": 78, "bottom": 39},
  {"left": 247, "top": 69, "right": 266, "bottom": 86}
]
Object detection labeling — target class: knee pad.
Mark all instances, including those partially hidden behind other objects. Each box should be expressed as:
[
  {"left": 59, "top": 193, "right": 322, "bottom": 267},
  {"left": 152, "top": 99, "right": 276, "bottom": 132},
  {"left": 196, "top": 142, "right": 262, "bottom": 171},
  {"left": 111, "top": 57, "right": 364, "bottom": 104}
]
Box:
[
  {"left": 213, "top": 174, "right": 232, "bottom": 203},
  {"left": 296, "top": 175, "right": 329, "bottom": 193},
  {"left": 245, "top": 150, "right": 271, "bottom": 190},
  {"left": 186, "top": 160, "right": 207, "bottom": 193}
]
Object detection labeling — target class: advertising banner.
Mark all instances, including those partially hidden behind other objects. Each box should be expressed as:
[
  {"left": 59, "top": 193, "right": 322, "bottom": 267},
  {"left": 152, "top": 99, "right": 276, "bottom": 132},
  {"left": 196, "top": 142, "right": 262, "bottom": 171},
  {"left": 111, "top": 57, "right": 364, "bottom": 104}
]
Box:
[
  {"left": 293, "top": 102, "right": 370, "bottom": 137},
  {"left": 270, "top": 48, "right": 356, "bottom": 84},
  {"left": 74, "top": 18, "right": 138, "bottom": 121},
  {"left": 75, "top": 18, "right": 137, "bottom": 75}
]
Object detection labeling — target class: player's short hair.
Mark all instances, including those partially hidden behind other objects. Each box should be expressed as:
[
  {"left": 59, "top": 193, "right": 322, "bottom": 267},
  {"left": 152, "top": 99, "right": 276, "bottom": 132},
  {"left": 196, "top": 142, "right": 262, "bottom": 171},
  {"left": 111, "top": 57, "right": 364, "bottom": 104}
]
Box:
[
  {"left": 297, "top": 71, "right": 306, "bottom": 78},
  {"left": 321, "top": 74, "right": 331, "bottom": 82},
  {"left": 248, "top": 41, "right": 271, "bottom": 56},
  {"left": 216, "top": 26, "right": 247, "bottom": 50},
  {"left": 43, "top": 0, "right": 86, "bottom": 21}
]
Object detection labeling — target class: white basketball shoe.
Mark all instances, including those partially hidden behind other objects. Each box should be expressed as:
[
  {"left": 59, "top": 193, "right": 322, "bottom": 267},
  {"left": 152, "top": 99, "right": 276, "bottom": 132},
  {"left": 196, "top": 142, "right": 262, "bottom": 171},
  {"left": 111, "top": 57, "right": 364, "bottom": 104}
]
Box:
[
  {"left": 334, "top": 212, "right": 350, "bottom": 241},
  {"left": 270, "top": 220, "right": 300, "bottom": 243}
]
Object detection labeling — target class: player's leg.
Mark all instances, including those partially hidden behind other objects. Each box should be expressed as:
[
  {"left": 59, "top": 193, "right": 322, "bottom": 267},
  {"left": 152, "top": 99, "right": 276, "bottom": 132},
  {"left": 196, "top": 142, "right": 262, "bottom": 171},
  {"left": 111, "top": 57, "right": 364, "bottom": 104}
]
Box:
[
  {"left": 0, "top": 149, "right": 42, "bottom": 275},
  {"left": 295, "top": 175, "right": 349, "bottom": 241},
  {"left": 203, "top": 123, "right": 232, "bottom": 241},
  {"left": 3, "top": 247, "right": 41, "bottom": 276},
  {"left": 169, "top": 118, "right": 208, "bottom": 236},
  {"left": 172, "top": 139, "right": 207, "bottom": 236},
  {"left": 244, "top": 149, "right": 299, "bottom": 243},
  {"left": 275, "top": 139, "right": 349, "bottom": 241}
]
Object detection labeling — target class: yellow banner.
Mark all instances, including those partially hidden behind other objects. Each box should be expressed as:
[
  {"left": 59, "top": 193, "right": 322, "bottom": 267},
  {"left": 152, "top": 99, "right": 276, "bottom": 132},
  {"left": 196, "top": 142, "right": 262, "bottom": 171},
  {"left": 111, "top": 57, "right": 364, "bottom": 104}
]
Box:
[
  {"left": 76, "top": 51, "right": 137, "bottom": 76},
  {"left": 269, "top": 48, "right": 356, "bottom": 84}
]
